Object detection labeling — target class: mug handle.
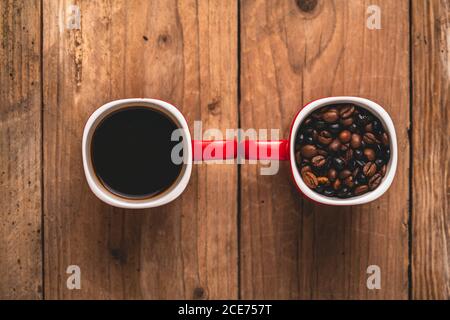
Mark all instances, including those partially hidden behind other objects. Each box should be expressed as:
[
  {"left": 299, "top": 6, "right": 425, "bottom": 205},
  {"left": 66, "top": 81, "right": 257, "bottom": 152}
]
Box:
[
  {"left": 192, "top": 140, "right": 238, "bottom": 160},
  {"left": 244, "top": 140, "right": 290, "bottom": 160}
]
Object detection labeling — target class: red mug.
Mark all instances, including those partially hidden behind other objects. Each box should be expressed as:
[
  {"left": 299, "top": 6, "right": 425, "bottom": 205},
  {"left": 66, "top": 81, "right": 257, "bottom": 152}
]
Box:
[
  {"left": 243, "top": 96, "right": 398, "bottom": 206},
  {"left": 82, "top": 98, "right": 236, "bottom": 209}
]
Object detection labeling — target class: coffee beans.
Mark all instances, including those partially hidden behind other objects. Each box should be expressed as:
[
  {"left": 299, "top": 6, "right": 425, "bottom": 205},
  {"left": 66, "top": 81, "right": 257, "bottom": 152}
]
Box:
[
  {"left": 354, "top": 185, "right": 369, "bottom": 196},
  {"left": 301, "top": 145, "right": 317, "bottom": 158},
  {"left": 322, "top": 108, "right": 339, "bottom": 123},
  {"left": 311, "top": 155, "right": 326, "bottom": 167},
  {"left": 302, "top": 171, "right": 318, "bottom": 189},
  {"left": 350, "top": 133, "right": 362, "bottom": 149},
  {"left": 318, "top": 130, "right": 332, "bottom": 145},
  {"left": 363, "top": 162, "right": 377, "bottom": 177},
  {"left": 328, "top": 139, "right": 341, "bottom": 153},
  {"left": 363, "top": 132, "right": 380, "bottom": 144},
  {"left": 295, "top": 104, "right": 391, "bottom": 198},
  {"left": 339, "top": 130, "right": 352, "bottom": 143},
  {"left": 368, "top": 173, "right": 382, "bottom": 190},
  {"left": 364, "top": 148, "right": 376, "bottom": 161}
]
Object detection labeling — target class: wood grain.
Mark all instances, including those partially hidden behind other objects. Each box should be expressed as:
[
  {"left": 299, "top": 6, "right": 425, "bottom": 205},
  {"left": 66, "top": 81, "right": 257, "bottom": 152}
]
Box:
[
  {"left": 43, "top": 0, "right": 238, "bottom": 299},
  {"left": 412, "top": 0, "right": 450, "bottom": 300},
  {"left": 0, "top": 0, "right": 42, "bottom": 299},
  {"left": 239, "top": 0, "right": 410, "bottom": 299}
]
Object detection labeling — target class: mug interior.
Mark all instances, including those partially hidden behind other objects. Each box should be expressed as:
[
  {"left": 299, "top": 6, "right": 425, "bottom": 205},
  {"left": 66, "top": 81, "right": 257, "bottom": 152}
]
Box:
[
  {"left": 289, "top": 97, "right": 398, "bottom": 206},
  {"left": 82, "top": 99, "right": 192, "bottom": 209}
]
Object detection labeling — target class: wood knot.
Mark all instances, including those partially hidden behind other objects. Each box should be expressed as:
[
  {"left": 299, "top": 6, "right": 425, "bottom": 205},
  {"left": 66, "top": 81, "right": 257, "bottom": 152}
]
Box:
[
  {"left": 296, "top": 0, "right": 318, "bottom": 12},
  {"left": 207, "top": 98, "right": 221, "bottom": 115},
  {"left": 110, "top": 248, "right": 127, "bottom": 264},
  {"left": 157, "top": 34, "right": 171, "bottom": 46},
  {"left": 193, "top": 287, "right": 206, "bottom": 299}
]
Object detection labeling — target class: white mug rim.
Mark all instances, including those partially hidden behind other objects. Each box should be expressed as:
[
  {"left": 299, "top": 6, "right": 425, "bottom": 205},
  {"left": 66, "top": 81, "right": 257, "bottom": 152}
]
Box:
[
  {"left": 289, "top": 96, "right": 398, "bottom": 206},
  {"left": 82, "top": 98, "right": 192, "bottom": 209}
]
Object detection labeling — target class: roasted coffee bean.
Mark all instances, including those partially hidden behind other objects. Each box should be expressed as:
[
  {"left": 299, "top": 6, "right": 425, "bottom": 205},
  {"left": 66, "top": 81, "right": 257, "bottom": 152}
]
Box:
[
  {"left": 340, "top": 117, "right": 354, "bottom": 126},
  {"left": 350, "top": 133, "right": 362, "bottom": 149},
  {"left": 344, "top": 148, "right": 354, "bottom": 162},
  {"left": 339, "top": 170, "right": 352, "bottom": 179},
  {"left": 311, "top": 155, "right": 327, "bottom": 168},
  {"left": 354, "top": 185, "right": 369, "bottom": 196},
  {"left": 328, "top": 139, "right": 342, "bottom": 153},
  {"left": 339, "top": 105, "right": 355, "bottom": 118},
  {"left": 332, "top": 157, "right": 345, "bottom": 171},
  {"left": 302, "top": 171, "right": 318, "bottom": 189},
  {"left": 312, "top": 155, "right": 327, "bottom": 167},
  {"left": 295, "top": 103, "right": 390, "bottom": 198},
  {"left": 328, "top": 168, "right": 338, "bottom": 181},
  {"left": 381, "top": 132, "right": 389, "bottom": 146},
  {"left": 317, "top": 176, "right": 330, "bottom": 185},
  {"left": 364, "top": 148, "right": 376, "bottom": 161},
  {"left": 328, "top": 123, "right": 341, "bottom": 134},
  {"left": 363, "top": 132, "right": 380, "bottom": 144},
  {"left": 339, "top": 130, "right": 352, "bottom": 143},
  {"left": 301, "top": 145, "right": 318, "bottom": 158},
  {"left": 365, "top": 123, "right": 373, "bottom": 132},
  {"left": 301, "top": 165, "right": 312, "bottom": 175},
  {"left": 332, "top": 179, "right": 341, "bottom": 191},
  {"left": 322, "top": 108, "right": 339, "bottom": 123},
  {"left": 344, "top": 175, "right": 354, "bottom": 188},
  {"left": 368, "top": 173, "right": 382, "bottom": 190},
  {"left": 318, "top": 130, "right": 333, "bottom": 145},
  {"left": 363, "top": 162, "right": 377, "bottom": 177}
]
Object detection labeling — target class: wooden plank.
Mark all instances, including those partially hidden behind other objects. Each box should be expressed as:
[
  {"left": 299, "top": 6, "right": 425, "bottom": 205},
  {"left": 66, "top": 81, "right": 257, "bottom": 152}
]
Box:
[
  {"left": 0, "top": 0, "right": 42, "bottom": 299},
  {"left": 43, "top": 0, "right": 238, "bottom": 299},
  {"left": 412, "top": 0, "right": 450, "bottom": 300},
  {"left": 240, "top": 0, "right": 409, "bottom": 299}
]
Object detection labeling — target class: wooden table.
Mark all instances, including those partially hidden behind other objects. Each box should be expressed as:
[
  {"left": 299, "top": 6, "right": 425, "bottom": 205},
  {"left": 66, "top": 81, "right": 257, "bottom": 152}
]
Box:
[{"left": 0, "top": 0, "right": 448, "bottom": 300}]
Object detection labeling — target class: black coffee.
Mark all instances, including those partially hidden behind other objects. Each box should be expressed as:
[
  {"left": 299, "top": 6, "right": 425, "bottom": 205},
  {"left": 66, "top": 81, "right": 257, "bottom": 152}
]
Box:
[{"left": 91, "top": 107, "right": 183, "bottom": 198}]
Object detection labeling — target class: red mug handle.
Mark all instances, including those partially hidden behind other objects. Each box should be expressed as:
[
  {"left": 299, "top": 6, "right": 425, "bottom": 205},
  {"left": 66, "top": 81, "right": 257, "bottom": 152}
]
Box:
[
  {"left": 191, "top": 140, "right": 290, "bottom": 161},
  {"left": 192, "top": 140, "right": 238, "bottom": 161},
  {"left": 244, "top": 140, "right": 290, "bottom": 160}
]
